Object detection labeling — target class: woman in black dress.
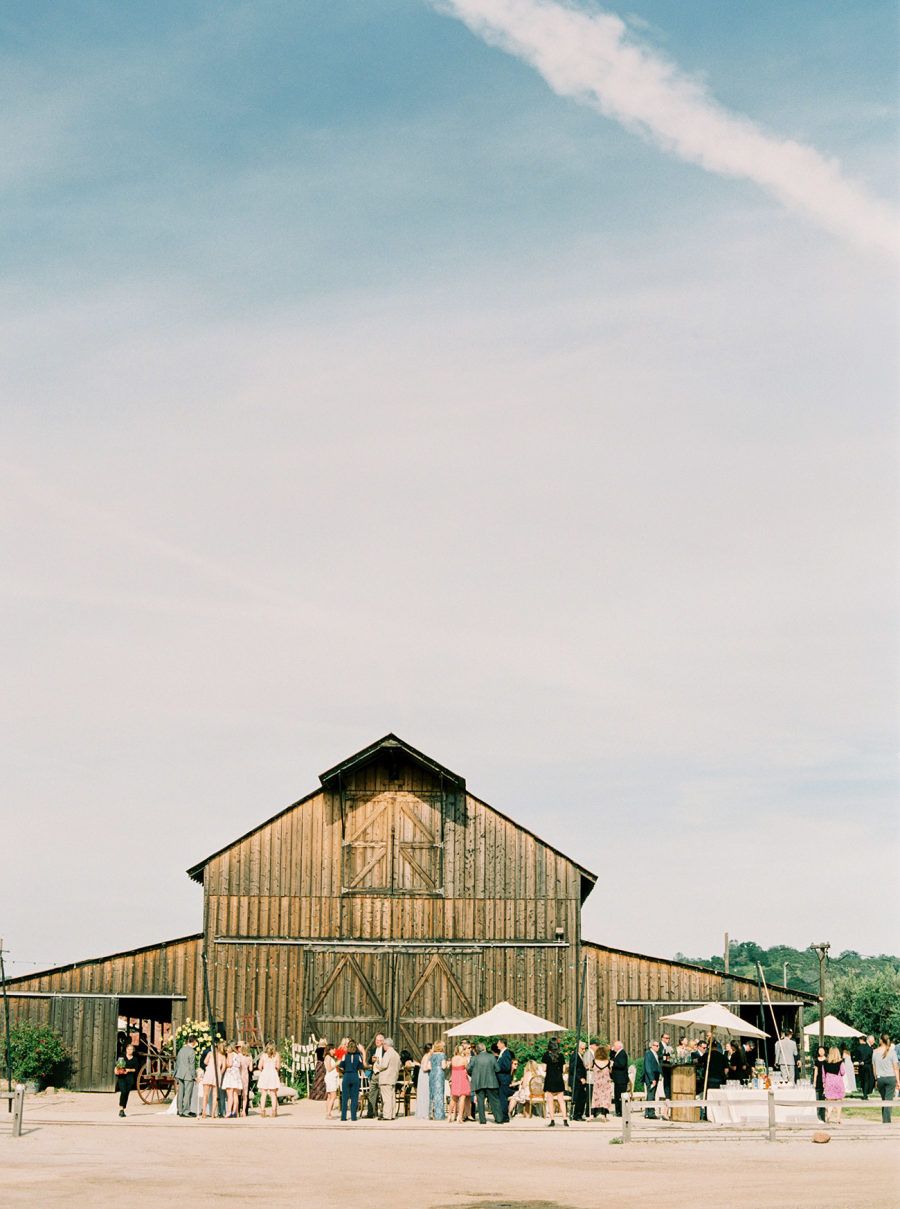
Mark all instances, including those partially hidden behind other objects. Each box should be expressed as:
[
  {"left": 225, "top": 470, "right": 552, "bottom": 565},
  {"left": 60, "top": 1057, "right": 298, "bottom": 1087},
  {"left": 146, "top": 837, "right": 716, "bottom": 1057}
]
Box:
[
  {"left": 541, "top": 1038, "right": 568, "bottom": 1127},
  {"left": 115, "top": 1044, "right": 141, "bottom": 1117},
  {"left": 725, "top": 1041, "right": 745, "bottom": 1083}
]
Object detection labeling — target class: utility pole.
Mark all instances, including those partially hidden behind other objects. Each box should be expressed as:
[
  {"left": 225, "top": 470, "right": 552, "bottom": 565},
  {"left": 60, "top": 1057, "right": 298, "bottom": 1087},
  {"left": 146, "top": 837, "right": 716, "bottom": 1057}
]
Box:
[
  {"left": 783, "top": 961, "right": 789, "bottom": 987},
  {"left": 0, "top": 939, "right": 12, "bottom": 1110},
  {"left": 724, "top": 933, "right": 729, "bottom": 975},
  {"left": 810, "top": 942, "right": 830, "bottom": 1057}
]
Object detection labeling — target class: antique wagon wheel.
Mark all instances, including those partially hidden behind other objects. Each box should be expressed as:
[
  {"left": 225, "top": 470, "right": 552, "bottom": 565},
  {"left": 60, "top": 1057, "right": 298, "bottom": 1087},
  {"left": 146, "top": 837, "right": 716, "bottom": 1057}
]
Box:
[{"left": 137, "top": 1062, "right": 174, "bottom": 1104}]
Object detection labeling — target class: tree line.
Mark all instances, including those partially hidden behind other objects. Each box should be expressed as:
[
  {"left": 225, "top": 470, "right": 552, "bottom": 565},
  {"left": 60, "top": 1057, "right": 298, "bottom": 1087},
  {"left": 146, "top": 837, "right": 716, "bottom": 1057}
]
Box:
[{"left": 673, "top": 940, "right": 900, "bottom": 1039}]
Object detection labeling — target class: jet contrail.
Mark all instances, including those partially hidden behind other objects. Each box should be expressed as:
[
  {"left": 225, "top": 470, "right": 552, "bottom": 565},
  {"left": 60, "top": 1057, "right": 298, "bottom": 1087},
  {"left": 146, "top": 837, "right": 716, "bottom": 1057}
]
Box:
[{"left": 433, "top": 0, "right": 899, "bottom": 256}]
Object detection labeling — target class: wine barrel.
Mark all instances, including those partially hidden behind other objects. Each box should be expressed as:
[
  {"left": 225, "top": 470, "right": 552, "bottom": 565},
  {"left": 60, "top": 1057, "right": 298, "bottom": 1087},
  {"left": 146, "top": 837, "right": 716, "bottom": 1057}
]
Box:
[{"left": 670, "top": 1064, "right": 699, "bottom": 1122}]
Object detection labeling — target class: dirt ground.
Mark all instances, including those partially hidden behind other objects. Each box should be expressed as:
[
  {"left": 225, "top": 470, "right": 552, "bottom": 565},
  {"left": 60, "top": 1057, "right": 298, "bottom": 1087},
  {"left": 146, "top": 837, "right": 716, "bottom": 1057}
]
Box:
[{"left": 2, "top": 1092, "right": 898, "bottom": 1209}]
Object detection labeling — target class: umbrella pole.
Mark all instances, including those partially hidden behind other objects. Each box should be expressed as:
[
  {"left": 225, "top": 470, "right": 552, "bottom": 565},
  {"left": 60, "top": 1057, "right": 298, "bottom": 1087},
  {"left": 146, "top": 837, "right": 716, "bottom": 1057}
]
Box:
[
  {"left": 757, "top": 963, "right": 782, "bottom": 1061},
  {"left": 701, "top": 1025, "right": 714, "bottom": 1107},
  {"left": 570, "top": 957, "right": 587, "bottom": 1121}
]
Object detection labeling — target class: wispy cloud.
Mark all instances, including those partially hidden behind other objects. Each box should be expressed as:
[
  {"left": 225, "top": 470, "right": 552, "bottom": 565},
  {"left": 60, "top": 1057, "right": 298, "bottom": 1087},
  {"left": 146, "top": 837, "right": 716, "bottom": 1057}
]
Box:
[{"left": 433, "top": 0, "right": 899, "bottom": 255}]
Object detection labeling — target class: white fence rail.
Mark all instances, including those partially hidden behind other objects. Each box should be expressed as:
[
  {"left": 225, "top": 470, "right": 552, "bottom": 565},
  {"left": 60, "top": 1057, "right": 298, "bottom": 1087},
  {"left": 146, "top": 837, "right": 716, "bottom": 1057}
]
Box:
[{"left": 621, "top": 1091, "right": 891, "bottom": 1142}]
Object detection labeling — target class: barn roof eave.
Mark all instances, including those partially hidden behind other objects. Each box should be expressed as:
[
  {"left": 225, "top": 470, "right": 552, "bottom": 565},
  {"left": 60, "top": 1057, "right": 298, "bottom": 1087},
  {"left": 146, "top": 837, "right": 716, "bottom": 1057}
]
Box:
[
  {"left": 3, "top": 933, "right": 204, "bottom": 987},
  {"left": 581, "top": 939, "right": 818, "bottom": 1002},
  {"left": 186, "top": 786, "right": 322, "bottom": 882},
  {"left": 464, "top": 790, "right": 598, "bottom": 896},
  {"left": 318, "top": 732, "right": 466, "bottom": 790}
]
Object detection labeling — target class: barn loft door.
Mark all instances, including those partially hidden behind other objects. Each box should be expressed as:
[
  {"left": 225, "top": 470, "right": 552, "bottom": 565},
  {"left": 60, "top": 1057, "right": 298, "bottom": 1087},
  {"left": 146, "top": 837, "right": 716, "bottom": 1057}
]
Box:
[
  {"left": 304, "top": 951, "right": 390, "bottom": 1048},
  {"left": 342, "top": 791, "right": 444, "bottom": 894},
  {"left": 394, "top": 795, "right": 441, "bottom": 892},
  {"left": 394, "top": 953, "right": 476, "bottom": 1058},
  {"left": 342, "top": 796, "right": 392, "bottom": 891}
]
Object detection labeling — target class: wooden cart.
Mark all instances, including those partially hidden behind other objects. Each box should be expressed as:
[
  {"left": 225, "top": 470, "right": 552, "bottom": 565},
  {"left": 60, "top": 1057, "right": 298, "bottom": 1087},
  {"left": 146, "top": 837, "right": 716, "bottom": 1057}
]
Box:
[{"left": 136, "top": 1042, "right": 176, "bottom": 1104}]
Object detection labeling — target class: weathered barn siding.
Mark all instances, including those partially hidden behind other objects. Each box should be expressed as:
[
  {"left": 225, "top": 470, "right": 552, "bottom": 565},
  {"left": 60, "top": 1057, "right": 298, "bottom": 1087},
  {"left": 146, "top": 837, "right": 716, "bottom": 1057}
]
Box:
[
  {"left": 197, "top": 746, "right": 590, "bottom": 1051},
  {"left": 3, "top": 935, "right": 204, "bottom": 1090},
  {"left": 583, "top": 942, "right": 807, "bottom": 1058}
]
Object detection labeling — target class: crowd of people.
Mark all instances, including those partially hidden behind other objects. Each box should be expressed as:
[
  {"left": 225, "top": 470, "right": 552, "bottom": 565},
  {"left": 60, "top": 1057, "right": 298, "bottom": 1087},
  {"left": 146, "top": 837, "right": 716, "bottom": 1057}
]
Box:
[
  {"left": 309, "top": 1027, "right": 900, "bottom": 1127},
  {"left": 117, "top": 1035, "right": 289, "bottom": 1120},
  {"left": 113, "top": 1024, "right": 900, "bottom": 1127},
  {"left": 309, "top": 1033, "right": 641, "bottom": 1124}
]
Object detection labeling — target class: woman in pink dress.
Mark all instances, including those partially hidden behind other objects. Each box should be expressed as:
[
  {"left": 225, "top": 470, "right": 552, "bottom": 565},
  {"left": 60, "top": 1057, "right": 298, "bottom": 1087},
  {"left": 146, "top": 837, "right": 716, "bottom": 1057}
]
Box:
[
  {"left": 200, "top": 1042, "right": 226, "bottom": 1119},
  {"left": 448, "top": 1044, "right": 471, "bottom": 1123}
]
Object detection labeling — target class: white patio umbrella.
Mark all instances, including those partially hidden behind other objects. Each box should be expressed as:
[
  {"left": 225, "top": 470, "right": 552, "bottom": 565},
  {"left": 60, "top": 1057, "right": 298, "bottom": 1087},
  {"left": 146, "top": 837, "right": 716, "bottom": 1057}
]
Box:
[
  {"left": 803, "top": 1014, "right": 863, "bottom": 1039},
  {"left": 446, "top": 1001, "right": 565, "bottom": 1036},
  {"left": 658, "top": 1002, "right": 769, "bottom": 1100},
  {"left": 659, "top": 1002, "right": 769, "bottom": 1040}
]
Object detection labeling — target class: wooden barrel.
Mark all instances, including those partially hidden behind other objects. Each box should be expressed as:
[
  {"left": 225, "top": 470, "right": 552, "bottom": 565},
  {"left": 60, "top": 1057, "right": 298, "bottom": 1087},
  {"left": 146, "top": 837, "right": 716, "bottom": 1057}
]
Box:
[{"left": 670, "top": 1064, "right": 699, "bottom": 1122}]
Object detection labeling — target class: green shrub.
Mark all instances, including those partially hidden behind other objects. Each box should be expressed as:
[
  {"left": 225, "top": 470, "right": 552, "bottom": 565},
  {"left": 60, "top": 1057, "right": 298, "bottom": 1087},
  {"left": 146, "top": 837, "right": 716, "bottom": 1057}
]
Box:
[{"left": 6, "top": 1022, "right": 73, "bottom": 1088}]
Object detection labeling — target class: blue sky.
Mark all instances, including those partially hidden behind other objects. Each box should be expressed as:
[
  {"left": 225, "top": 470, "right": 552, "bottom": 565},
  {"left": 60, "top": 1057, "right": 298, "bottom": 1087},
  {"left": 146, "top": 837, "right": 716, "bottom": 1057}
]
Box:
[{"left": 2, "top": 1, "right": 897, "bottom": 973}]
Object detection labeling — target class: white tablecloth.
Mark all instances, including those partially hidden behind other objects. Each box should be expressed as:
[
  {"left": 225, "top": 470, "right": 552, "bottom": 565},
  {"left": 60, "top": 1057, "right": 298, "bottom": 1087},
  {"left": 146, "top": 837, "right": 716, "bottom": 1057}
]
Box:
[{"left": 707, "top": 1084, "right": 818, "bottom": 1125}]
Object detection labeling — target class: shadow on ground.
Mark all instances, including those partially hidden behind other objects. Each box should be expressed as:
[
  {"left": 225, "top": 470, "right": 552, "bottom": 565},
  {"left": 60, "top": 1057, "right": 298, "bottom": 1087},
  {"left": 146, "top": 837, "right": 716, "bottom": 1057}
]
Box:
[{"left": 433, "top": 1202, "right": 577, "bottom": 1209}]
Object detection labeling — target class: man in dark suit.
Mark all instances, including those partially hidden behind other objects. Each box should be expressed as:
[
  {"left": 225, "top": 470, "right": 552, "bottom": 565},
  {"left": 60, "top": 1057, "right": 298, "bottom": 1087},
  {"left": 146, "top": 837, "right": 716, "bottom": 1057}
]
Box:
[
  {"left": 856, "top": 1036, "right": 874, "bottom": 1099},
  {"left": 569, "top": 1041, "right": 588, "bottom": 1121},
  {"left": 468, "top": 1043, "right": 501, "bottom": 1123},
  {"left": 610, "top": 1040, "right": 629, "bottom": 1117},
  {"left": 707, "top": 1041, "right": 727, "bottom": 1090},
  {"left": 691, "top": 1040, "right": 708, "bottom": 1119},
  {"left": 643, "top": 1040, "right": 662, "bottom": 1118},
  {"left": 658, "top": 1032, "right": 674, "bottom": 1098},
  {"left": 495, "top": 1038, "right": 513, "bottom": 1122}
]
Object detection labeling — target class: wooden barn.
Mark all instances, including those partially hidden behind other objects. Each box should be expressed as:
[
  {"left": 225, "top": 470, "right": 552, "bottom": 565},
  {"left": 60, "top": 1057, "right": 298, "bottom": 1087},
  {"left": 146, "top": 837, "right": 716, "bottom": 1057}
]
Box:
[{"left": 4, "top": 734, "right": 813, "bottom": 1089}]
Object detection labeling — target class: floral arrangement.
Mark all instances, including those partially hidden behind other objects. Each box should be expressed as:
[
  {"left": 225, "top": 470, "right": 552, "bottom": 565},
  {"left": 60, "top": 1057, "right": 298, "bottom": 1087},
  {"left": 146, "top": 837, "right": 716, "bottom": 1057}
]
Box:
[{"left": 174, "top": 1018, "right": 215, "bottom": 1067}]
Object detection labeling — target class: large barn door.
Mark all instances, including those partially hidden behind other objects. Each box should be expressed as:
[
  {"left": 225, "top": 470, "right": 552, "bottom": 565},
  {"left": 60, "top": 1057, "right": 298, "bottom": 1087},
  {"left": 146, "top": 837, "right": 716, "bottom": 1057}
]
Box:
[
  {"left": 50, "top": 995, "right": 117, "bottom": 1091},
  {"left": 393, "top": 952, "right": 476, "bottom": 1058},
  {"left": 304, "top": 951, "right": 391, "bottom": 1049},
  {"left": 342, "top": 791, "right": 443, "bottom": 895}
]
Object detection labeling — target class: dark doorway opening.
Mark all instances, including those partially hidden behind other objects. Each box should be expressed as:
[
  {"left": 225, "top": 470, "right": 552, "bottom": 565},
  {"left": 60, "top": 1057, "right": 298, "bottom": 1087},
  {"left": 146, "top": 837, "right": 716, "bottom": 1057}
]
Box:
[{"left": 117, "top": 997, "right": 174, "bottom": 1059}]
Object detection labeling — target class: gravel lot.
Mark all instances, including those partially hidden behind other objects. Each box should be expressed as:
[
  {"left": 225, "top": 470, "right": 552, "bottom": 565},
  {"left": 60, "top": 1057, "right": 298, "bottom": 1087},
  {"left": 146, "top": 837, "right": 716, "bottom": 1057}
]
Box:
[{"left": 2, "top": 1092, "right": 898, "bottom": 1209}]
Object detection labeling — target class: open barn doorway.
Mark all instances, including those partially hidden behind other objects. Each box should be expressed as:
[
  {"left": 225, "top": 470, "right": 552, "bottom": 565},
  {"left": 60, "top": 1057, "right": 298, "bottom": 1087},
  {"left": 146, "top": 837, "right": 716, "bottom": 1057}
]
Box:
[{"left": 117, "top": 996, "right": 176, "bottom": 1061}]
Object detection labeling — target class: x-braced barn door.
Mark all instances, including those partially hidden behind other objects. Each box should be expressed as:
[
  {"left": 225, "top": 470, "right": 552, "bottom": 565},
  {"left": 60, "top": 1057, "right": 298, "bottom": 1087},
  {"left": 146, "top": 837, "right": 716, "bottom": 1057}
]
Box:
[
  {"left": 304, "top": 949, "right": 480, "bottom": 1055},
  {"left": 303, "top": 951, "right": 391, "bottom": 1049},
  {"left": 341, "top": 791, "right": 443, "bottom": 894},
  {"left": 393, "top": 952, "right": 477, "bottom": 1057}
]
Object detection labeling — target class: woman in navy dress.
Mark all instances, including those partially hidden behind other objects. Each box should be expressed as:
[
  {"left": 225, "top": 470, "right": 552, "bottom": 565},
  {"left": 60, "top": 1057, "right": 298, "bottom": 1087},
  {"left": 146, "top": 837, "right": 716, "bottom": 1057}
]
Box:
[{"left": 340, "top": 1039, "right": 364, "bottom": 1121}]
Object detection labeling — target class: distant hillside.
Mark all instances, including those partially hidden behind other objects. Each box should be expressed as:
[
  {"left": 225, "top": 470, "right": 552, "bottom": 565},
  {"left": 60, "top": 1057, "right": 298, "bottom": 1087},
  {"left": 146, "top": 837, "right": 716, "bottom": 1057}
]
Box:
[{"left": 673, "top": 940, "right": 900, "bottom": 997}]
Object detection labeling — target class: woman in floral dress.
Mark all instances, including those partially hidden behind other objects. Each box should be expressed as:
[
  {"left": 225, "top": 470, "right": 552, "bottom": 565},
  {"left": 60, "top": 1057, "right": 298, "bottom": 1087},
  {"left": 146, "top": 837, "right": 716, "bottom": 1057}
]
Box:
[{"left": 591, "top": 1045, "right": 613, "bottom": 1119}]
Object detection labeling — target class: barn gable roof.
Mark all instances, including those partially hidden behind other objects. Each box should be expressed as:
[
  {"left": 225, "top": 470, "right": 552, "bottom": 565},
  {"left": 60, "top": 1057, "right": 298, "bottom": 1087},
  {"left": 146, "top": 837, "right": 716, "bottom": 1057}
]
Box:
[
  {"left": 186, "top": 733, "right": 596, "bottom": 897},
  {"left": 319, "top": 732, "right": 465, "bottom": 790}
]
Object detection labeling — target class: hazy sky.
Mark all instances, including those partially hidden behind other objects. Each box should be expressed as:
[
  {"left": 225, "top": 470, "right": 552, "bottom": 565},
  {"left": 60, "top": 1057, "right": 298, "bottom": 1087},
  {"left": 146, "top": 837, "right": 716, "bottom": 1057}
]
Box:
[{"left": 3, "top": 1, "right": 897, "bottom": 978}]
